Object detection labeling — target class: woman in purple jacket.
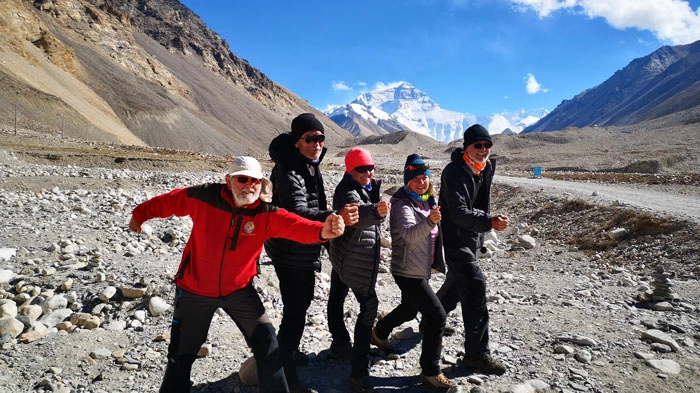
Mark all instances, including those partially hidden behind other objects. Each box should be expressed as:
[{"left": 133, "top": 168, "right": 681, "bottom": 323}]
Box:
[{"left": 372, "top": 154, "right": 456, "bottom": 391}]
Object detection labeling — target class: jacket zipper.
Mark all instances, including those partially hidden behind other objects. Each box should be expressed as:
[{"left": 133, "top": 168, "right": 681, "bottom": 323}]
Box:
[{"left": 220, "top": 214, "right": 243, "bottom": 296}]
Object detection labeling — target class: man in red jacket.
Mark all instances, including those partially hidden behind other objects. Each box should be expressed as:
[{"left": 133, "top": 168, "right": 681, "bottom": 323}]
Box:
[{"left": 129, "top": 156, "right": 345, "bottom": 393}]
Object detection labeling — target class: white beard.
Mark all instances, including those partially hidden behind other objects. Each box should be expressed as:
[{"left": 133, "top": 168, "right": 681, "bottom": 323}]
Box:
[{"left": 233, "top": 188, "right": 260, "bottom": 206}]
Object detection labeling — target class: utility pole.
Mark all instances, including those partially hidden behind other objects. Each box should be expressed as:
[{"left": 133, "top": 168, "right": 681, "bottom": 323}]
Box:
[
  {"left": 85, "top": 123, "right": 88, "bottom": 140},
  {"left": 14, "top": 101, "right": 18, "bottom": 135},
  {"left": 60, "top": 114, "right": 64, "bottom": 138}
]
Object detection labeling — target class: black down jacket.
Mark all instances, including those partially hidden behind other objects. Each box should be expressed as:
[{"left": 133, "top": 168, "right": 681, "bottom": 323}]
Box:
[
  {"left": 329, "top": 174, "right": 385, "bottom": 296},
  {"left": 264, "top": 132, "right": 333, "bottom": 271},
  {"left": 438, "top": 147, "right": 495, "bottom": 252}
]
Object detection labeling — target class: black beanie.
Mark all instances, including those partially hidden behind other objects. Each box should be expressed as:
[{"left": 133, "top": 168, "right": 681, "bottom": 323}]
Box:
[
  {"left": 291, "top": 113, "right": 324, "bottom": 140},
  {"left": 463, "top": 124, "right": 493, "bottom": 148},
  {"left": 403, "top": 154, "right": 430, "bottom": 185}
]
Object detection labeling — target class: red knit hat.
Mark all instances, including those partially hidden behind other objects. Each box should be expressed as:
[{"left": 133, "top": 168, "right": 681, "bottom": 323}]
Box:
[{"left": 344, "top": 147, "right": 374, "bottom": 173}]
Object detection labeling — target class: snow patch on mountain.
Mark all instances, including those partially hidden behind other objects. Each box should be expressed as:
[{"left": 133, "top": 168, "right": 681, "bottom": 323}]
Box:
[{"left": 325, "top": 82, "right": 548, "bottom": 143}]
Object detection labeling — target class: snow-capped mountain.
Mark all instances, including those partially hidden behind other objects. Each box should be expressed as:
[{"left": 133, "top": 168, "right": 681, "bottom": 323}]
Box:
[{"left": 325, "top": 82, "right": 548, "bottom": 143}]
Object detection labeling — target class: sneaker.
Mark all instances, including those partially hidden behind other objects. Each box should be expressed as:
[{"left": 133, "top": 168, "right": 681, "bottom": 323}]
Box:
[
  {"left": 421, "top": 373, "right": 456, "bottom": 391},
  {"left": 370, "top": 326, "right": 394, "bottom": 353},
  {"left": 350, "top": 376, "right": 374, "bottom": 393},
  {"left": 462, "top": 353, "right": 506, "bottom": 375},
  {"left": 328, "top": 341, "right": 352, "bottom": 360},
  {"left": 292, "top": 349, "right": 309, "bottom": 366}
]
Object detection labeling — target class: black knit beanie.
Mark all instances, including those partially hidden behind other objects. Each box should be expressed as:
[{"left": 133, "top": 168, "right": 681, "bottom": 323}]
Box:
[
  {"left": 403, "top": 154, "right": 430, "bottom": 185},
  {"left": 291, "top": 113, "right": 324, "bottom": 140},
  {"left": 463, "top": 124, "right": 493, "bottom": 148}
]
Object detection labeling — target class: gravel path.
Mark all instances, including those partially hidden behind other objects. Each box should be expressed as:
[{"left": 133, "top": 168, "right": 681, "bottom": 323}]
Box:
[{"left": 497, "top": 175, "right": 700, "bottom": 224}]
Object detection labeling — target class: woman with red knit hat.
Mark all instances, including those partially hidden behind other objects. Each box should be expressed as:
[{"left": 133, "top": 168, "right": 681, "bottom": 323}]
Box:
[{"left": 327, "top": 147, "right": 390, "bottom": 393}]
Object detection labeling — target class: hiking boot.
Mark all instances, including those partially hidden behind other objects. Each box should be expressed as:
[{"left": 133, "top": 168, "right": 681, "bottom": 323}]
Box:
[
  {"left": 421, "top": 372, "right": 456, "bottom": 392},
  {"left": 350, "top": 376, "right": 374, "bottom": 393},
  {"left": 292, "top": 349, "right": 309, "bottom": 366},
  {"left": 328, "top": 341, "right": 352, "bottom": 360},
  {"left": 370, "top": 326, "right": 394, "bottom": 353},
  {"left": 462, "top": 353, "right": 506, "bottom": 375}
]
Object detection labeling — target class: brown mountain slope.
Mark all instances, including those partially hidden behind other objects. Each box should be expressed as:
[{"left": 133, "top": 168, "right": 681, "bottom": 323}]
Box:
[{"left": 0, "top": 0, "right": 350, "bottom": 156}]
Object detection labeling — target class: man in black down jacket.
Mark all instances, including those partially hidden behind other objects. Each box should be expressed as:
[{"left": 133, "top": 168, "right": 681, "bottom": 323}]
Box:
[
  {"left": 435, "top": 124, "right": 510, "bottom": 375},
  {"left": 265, "top": 113, "right": 358, "bottom": 392}
]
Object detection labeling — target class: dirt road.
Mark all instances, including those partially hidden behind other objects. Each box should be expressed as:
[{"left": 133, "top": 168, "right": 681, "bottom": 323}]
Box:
[{"left": 497, "top": 175, "right": 700, "bottom": 224}]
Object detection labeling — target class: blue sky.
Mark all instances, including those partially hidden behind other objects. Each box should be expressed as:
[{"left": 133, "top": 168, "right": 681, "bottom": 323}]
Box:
[{"left": 179, "top": 0, "right": 700, "bottom": 116}]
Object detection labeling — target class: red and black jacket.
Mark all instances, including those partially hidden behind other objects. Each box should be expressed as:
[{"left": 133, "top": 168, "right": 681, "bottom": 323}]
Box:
[{"left": 131, "top": 183, "right": 325, "bottom": 297}]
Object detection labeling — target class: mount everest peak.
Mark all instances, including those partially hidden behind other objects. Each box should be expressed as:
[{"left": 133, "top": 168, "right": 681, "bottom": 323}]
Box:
[{"left": 325, "top": 81, "right": 548, "bottom": 143}]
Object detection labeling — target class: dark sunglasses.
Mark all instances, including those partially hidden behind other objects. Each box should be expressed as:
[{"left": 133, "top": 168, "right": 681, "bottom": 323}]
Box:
[
  {"left": 301, "top": 134, "right": 325, "bottom": 144},
  {"left": 405, "top": 163, "right": 430, "bottom": 171},
  {"left": 473, "top": 142, "right": 493, "bottom": 149},
  {"left": 235, "top": 176, "right": 262, "bottom": 185},
  {"left": 354, "top": 165, "right": 375, "bottom": 174}
]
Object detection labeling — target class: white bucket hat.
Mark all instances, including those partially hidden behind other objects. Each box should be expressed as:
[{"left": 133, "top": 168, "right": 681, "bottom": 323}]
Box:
[{"left": 228, "top": 156, "right": 272, "bottom": 203}]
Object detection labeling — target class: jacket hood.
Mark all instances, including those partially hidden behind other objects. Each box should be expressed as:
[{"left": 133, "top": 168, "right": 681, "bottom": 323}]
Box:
[
  {"left": 450, "top": 147, "right": 465, "bottom": 162},
  {"left": 269, "top": 131, "right": 326, "bottom": 166}
]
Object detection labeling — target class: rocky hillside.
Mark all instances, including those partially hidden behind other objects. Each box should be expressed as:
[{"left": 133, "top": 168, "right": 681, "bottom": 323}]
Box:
[
  {"left": 0, "top": 0, "right": 351, "bottom": 156},
  {"left": 525, "top": 40, "right": 700, "bottom": 133}
]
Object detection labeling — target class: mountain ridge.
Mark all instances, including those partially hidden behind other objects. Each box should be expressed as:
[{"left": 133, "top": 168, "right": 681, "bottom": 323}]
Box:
[
  {"left": 524, "top": 40, "right": 700, "bottom": 132},
  {"left": 0, "top": 0, "right": 351, "bottom": 157},
  {"left": 325, "top": 81, "right": 548, "bottom": 143}
]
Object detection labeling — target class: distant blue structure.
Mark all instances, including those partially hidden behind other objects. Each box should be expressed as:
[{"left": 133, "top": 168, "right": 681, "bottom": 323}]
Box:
[{"left": 533, "top": 166, "right": 542, "bottom": 178}]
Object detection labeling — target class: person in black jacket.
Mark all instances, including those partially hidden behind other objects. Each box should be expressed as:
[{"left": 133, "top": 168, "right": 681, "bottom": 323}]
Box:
[
  {"left": 327, "top": 147, "right": 390, "bottom": 393},
  {"left": 265, "top": 113, "right": 359, "bottom": 392},
  {"left": 435, "top": 124, "right": 510, "bottom": 375}
]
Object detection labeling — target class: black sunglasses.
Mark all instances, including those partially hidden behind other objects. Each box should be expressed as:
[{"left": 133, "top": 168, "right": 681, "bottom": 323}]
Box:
[
  {"left": 405, "top": 163, "right": 430, "bottom": 171},
  {"left": 354, "top": 165, "right": 375, "bottom": 174},
  {"left": 235, "top": 176, "right": 261, "bottom": 184},
  {"left": 473, "top": 142, "right": 493, "bottom": 149},
  {"left": 302, "top": 134, "right": 325, "bottom": 144}
]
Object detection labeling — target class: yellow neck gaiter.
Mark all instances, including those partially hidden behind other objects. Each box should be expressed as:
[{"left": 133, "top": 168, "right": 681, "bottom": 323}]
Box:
[{"left": 463, "top": 150, "right": 487, "bottom": 175}]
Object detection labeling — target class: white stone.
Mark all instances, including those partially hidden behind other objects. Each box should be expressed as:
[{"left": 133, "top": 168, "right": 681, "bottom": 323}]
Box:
[
  {"left": 608, "top": 228, "right": 628, "bottom": 240},
  {"left": 102, "top": 320, "right": 127, "bottom": 331},
  {"left": 642, "top": 329, "right": 680, "bottom": 352},
  {"left": 41, "top": 295, "right": 68, "bottom": 314},
  {"left": 0, "top": 269, "right": 15, "bottom": 284},
  {"left": 18, "top": 305, "right": 43, "bottom": 322},
  {"left": 38, "top": 308, "right": 73, "bottom": 328},
  {"left": 0, "top": 248, "right": 16, "bottom": 261},
  {"left": 99, "top": 286, "right": 117, "bottom": 302},
  {"left": 646, "top": 359, "right": 681, "bottom": 374},
  {"left": 0, "top": 300, "right": 18, "bottom": 318},
  {"left": 0, "top": 316, "right": 25, "bottom": 337},
  {"left": 515, "top": 234, "right": 536, "bottom": 249},
  {"left": 134, "top": 310, "right": 147, "bottom": 323},
  {"left": 148, "top": 297, "right": 171, "bottom": 317}
]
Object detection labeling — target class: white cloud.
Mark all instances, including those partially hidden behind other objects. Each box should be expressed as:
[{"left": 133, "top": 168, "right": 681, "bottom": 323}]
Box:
[
  {"left": 373, "top": 81, "right": 405, "bottom": 90},
  {"left": 332, "top": 81, "right": 352, "bottom": 91},
  {"left": 525, "top": 73, "right": 548, "bottom": 94},
  {"left": 510, "top": 0, "right": 700, "bottom": 45},
  {"left": 510, "top": 0, "right": 577, "bottom": 17},
  {"left": 357, "top": 81, "right": 367, "bottom": 87}
]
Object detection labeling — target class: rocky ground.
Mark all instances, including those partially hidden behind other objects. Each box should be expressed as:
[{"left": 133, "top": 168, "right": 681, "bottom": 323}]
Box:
[{"left": 1, "top": 129, "right": 699, "bottom": 393}]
